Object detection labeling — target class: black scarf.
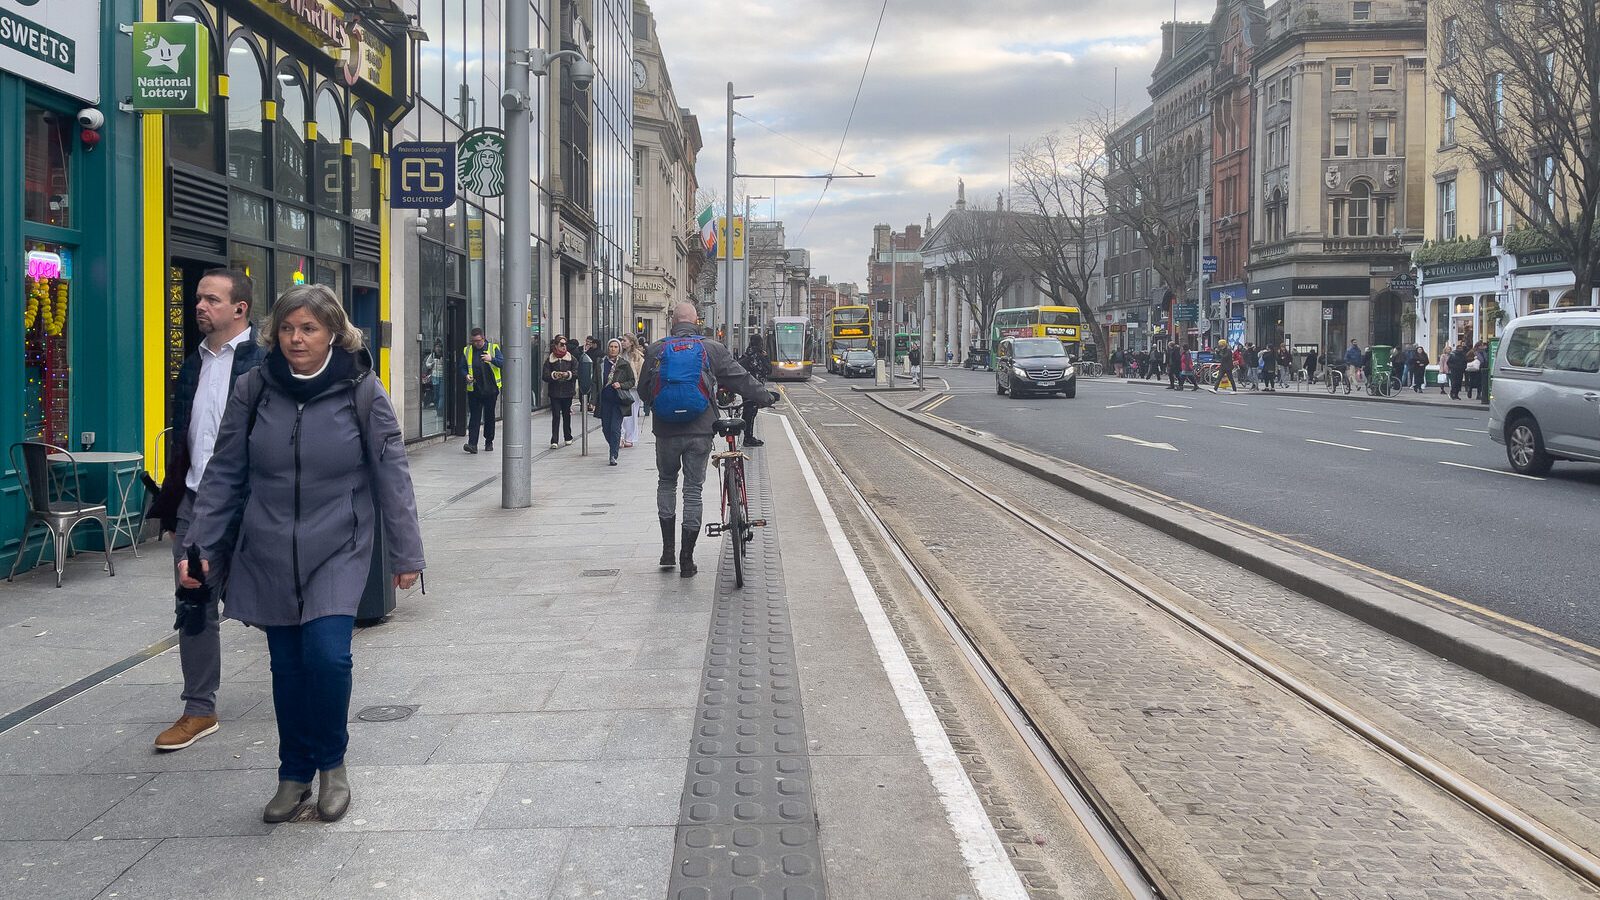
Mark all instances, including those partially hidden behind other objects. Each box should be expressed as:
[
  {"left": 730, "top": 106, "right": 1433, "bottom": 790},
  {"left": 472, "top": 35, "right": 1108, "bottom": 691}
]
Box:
[{"left": 267, "top": 346, "right": 357, "bottom": 404}]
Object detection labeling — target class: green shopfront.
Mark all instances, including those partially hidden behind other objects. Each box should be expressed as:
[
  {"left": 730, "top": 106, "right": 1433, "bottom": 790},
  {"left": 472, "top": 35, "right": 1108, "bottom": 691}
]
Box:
[{"left": 1, "top": 0, "right": 144, "bottom": 572}]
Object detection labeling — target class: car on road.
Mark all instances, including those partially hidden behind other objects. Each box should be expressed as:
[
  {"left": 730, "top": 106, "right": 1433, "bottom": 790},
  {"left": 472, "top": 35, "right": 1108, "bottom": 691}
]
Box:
[
  {"left": 1489, "top": 307, "right": 1600, "bottom": 475},
  {"left": 995, "top": 337, "right": 1077, "bottom": 398},
  {"left": 840, "top": 349, "right": 876, "bottom": 379}
]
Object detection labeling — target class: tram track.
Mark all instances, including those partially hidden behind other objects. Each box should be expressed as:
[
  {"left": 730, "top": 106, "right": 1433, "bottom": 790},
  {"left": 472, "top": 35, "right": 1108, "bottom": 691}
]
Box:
[{"left": 787, "top": 381, "right": 1600, "bottom": 897}]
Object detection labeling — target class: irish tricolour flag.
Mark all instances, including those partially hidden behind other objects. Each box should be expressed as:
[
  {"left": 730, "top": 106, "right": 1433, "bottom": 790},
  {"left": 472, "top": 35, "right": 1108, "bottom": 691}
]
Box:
[{"left": 699, "top": 206, "right": 718, "bottom": 259}]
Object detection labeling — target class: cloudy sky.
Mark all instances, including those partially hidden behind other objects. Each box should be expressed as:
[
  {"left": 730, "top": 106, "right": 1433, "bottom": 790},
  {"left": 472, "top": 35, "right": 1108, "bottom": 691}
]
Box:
[{"left": 650, "top": 0, "right": 1217, "bottom": 285}]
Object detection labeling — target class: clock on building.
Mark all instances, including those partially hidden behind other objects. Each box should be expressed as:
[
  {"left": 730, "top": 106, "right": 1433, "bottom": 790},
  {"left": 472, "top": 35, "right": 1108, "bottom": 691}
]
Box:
[{"left": 632, "top": 61, "right": 648, "bottom": 90}]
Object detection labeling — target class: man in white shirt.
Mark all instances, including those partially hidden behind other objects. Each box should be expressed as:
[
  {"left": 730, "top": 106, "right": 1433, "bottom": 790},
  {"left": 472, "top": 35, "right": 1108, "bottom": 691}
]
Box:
[{"left": 150, "top": 270, "right": 263, "bottom": 751}]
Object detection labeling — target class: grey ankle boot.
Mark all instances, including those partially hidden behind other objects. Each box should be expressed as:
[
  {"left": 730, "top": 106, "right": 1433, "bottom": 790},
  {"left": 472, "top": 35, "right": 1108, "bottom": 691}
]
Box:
[
  {"left": 262, "top": 780, "right": 312, "bottom": 823},
  {"left": 318, "top": 766, "right": 351, "bottom": 822}
]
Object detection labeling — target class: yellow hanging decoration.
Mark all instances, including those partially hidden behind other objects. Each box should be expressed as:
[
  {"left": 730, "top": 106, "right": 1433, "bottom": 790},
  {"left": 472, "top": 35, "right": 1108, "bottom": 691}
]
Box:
[{"left": 51, "top": 281, "right": 69, "bottom": 336}]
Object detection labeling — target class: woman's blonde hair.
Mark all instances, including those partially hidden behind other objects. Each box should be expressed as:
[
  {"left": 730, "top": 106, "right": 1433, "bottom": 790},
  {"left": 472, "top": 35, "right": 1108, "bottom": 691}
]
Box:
[
  {"left": 620, "top": 333, "right": 644, "bottom": 373},
  {"left": 261, "top": 284, "right": 366, "bottom": 352}
]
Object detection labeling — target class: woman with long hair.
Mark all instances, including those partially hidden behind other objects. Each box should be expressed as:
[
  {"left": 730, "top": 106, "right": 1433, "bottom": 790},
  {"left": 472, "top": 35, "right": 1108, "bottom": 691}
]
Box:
[
  {"left": 181, "top": 284, "right": 424, "bottom": 824},
  {"left": 619, "top": 334, "right": 646, "bottom": 448}
]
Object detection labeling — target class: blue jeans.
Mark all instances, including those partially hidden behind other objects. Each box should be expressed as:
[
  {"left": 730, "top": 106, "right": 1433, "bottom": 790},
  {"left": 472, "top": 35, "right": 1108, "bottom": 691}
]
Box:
[
  {"left": 264, "top": 615, "right": 355, "bottom": 783},
  {"left": 600, "top": 394, "right": 624, "bottom": 460}
]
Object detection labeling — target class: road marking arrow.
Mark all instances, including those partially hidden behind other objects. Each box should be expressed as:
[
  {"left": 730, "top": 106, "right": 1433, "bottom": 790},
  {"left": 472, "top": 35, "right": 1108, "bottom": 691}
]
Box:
[
  {"left": 1356, "top": 429, "right": 1472, "bottom": 446},
  {"left": 1107, "top": 434, "right": 1179, "bottom": 451}
]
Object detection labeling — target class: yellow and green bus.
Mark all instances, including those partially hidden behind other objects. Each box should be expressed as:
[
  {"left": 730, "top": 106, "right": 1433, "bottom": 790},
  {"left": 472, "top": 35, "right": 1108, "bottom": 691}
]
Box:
[
  {"left": 991, "top": 306, "right": 1082, "bottom": 358},
  {"left": 825, "top": 305, "right": 871, "bottom": 373}
]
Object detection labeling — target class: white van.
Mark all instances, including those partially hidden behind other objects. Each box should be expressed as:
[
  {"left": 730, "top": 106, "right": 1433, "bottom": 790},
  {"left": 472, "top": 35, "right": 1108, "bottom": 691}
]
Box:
[{"left": 1489, "top": 307, "right": 1600, "bottom": 475}]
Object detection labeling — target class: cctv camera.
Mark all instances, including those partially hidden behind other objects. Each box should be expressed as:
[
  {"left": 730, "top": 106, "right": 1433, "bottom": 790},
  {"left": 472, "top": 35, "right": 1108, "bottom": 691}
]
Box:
[
  {"left": 568, "top": 59, "right": 595, "bottom": 90},
  {"left": 500, "top": 89, "right": 528, "bottom": 111},
  {"left": 77, "top": 108, "right": 105, "bottom": 129}
]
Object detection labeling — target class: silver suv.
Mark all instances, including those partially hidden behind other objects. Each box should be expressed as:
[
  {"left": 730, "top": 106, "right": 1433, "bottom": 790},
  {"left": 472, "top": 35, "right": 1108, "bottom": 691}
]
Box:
[{"left": 1489, "top": 307, "right": 1600, "bottom": 475}]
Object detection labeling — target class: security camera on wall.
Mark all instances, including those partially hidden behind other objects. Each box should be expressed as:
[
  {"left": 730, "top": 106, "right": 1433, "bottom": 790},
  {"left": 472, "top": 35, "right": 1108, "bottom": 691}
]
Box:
[
  {"left": 568, "top": 59, "right": 595, "bottom": 90},
  {"left": 77, "top": 108, "right": 105, "bottom": 130}
]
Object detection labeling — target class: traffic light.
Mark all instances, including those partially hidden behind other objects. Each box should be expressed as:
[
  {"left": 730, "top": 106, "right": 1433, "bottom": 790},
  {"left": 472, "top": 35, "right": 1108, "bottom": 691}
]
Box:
[{"left": 635, "top": 317, "right": 645, "bottom": 333}]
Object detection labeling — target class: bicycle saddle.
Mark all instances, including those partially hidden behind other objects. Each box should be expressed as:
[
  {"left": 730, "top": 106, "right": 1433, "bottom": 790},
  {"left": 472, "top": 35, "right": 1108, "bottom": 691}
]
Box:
[{"left": 713, "top": 417, "right": 746, "bottom": 437}]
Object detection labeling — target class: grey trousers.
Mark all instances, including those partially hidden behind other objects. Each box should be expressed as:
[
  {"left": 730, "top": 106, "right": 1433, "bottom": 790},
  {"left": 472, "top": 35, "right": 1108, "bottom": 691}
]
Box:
[
  {"left": 656, "top": 432, "right": 714, "bottom": 531},
  {"left": 173, "top": 491, "right": 224, "bottom": 718}
]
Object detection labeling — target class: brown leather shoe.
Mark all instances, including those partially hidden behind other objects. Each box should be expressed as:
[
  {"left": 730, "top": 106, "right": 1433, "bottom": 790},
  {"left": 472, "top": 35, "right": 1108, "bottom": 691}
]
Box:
[{"left": 154, "top": 714, "right": 219, "bottom": 751}]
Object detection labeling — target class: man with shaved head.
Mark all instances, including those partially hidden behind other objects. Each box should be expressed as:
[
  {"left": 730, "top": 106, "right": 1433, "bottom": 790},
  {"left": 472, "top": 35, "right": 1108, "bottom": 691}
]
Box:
[{"left": 638, "top": 302, "right": 775, "bottom": 577}]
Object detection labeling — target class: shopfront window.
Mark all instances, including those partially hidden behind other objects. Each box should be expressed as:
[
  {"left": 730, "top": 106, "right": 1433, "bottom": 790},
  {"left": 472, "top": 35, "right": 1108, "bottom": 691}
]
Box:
[
  {"left": 226, "top": 38, "right": 267, "bottom": 185},
  {"left": 314, "top": 89, "right": 345, "bottom": 213},
  {"left": 277, "top": 252, "right": 311, "bottom": 294},
  {"left": 24, "top": 107, "right": 73, "bottom": 228},
  {"left": 22, "top": 242, "right": 73, "bottom": 446},
  {"left": 1482, "top": 295, "right": 1501, "bottom": 339},
  {"left": 1432, "top": 298, "right": 1450, "bottom": 357},
  {"left": 350, "top": 112, "right": 376, "bottom": 223},
  {"left": 419, "top": 239, "right": 449, "bottom": 436},
  {"left": 1530, "top": 289, "right": 1550, "bottom": 312},
  {"left": 229, "top": 243, "right": 271, "bottom": 299},
  {"left": 276, "top": 70, "right": 309, "bottom": 203}
]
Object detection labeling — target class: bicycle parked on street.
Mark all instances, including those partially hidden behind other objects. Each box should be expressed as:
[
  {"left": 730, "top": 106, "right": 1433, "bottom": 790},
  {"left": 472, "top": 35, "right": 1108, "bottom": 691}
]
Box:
[{"left": 706, "top": 389, "right": 765, "bottom": 588}]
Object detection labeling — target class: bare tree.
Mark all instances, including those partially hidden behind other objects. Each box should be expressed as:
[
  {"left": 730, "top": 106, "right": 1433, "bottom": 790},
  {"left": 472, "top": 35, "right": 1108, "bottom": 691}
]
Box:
[
  {"left": 1090, "top": 111, "right": 1195, "bottom": 341},
  {"left": 1434, "top": 0, "right": 1600, "bottom": 303},
  {"left": 943, "top": 202, "right": 1027, "bottom": 345},
  {"left": 1011, "top": 128, "right": 1109, "bottom": 350}
]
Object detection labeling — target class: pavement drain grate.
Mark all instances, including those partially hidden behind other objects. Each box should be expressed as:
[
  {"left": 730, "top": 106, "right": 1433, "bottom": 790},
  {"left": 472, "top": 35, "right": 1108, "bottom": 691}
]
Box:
[
  {"left": 666, "top": 455, "right": 827, "bottom": 900},
  {"left": 580, "top": 511, "right": 607, "bottom": 517},
  {"left": 581, "top": 569, "right": 621, "bottom": 577},
  {"left": 355, "top": 705, "right": 418, "bottom": 723}
]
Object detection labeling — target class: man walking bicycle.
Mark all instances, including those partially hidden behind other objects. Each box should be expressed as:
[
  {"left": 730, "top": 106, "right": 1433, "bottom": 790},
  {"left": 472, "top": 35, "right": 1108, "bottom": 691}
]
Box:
[{"left": 640, "top": 303, "right": 776, "bottom": 578}]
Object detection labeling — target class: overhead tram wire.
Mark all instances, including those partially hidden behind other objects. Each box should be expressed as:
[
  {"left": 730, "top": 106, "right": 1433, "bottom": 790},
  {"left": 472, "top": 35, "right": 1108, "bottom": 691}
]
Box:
[
  {"left": 735, "top": 112, "right": 869, "bottom": 177},
  {"left": 796, "top": 0, "right": 891, "bottom": 242}
]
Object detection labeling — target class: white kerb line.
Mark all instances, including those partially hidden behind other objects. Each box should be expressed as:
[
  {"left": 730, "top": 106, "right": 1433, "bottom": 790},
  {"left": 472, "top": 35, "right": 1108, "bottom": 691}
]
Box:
[{"left": 777, "top": 415, "right": 1029, "bottom": 899}]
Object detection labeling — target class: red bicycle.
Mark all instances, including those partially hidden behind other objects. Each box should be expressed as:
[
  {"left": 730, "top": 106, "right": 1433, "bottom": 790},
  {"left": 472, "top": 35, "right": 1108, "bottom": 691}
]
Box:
[{"left": 706, "top": 390, "right": 764, "bottom": 587}]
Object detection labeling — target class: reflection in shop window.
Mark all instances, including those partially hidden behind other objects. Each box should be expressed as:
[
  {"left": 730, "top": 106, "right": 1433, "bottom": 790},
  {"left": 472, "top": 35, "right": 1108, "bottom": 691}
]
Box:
[
  {"left": 229, "top": 244, "right": 271, "bottom": 302},
  {"left": 350, "top": 111, "right": 376, "bottom": 223},
  {"left": 314, "top": 89, "right": 345, "bottom": 213},
  {"left": 23, "top": 243, "right": 73, "bottom": 446},
  {"left": 276, "top": 70, "right": 309, "bottom": 203},
  {"left": 227, "top": 38, "right": 267, "bottom": 185},
  {"left": 24, "top": 107, "right": 72, "bottom": 228}
]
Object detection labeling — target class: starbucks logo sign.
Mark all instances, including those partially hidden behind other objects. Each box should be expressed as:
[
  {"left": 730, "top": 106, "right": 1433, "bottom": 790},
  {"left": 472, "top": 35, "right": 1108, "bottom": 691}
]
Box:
[{"left": 456, "top": 128, "right": 506, "bottom": 198}]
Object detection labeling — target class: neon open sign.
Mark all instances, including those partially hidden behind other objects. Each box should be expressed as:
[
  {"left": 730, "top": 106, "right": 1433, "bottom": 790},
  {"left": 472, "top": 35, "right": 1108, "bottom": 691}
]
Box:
[{"left": 26, "top": 250, "right": 62, "bottom": 280}]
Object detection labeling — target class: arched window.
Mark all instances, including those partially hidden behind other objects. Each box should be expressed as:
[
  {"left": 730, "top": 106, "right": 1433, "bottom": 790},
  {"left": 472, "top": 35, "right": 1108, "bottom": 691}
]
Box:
[
  {"left": 1556, "top": 290, "right": 1579, "bottom": 307},
  {"left": 314, "top": 88, "right": 345, "bottom": 213},
  {"left": 225, "top": 35, "right": 266, "bottom": 185},
  {"left": 1347, "top": 181, "right": 1371, "bottom": 236},
  {"left": 168, "top": 3, "right": 220, "bottom": 171},
  {"left": 349, "top": 109, "right": 376, "bottom": 224},
  {"left": 1530, "top": 289, "right": 1550, "bottom": 311},
  {"left": 276, "top": 65, "right": 309, "bottom": 203}
]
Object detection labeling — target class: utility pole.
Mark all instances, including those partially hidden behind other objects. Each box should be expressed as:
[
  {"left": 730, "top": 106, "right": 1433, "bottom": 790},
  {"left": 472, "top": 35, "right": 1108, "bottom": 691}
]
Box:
[
  {"left": 501, "top": 0, "right": 532, "bottom": 508},
  {"left": 724, "top": 82, "right": 736, "bottom": 349},
  {"left": 1197, "top": 187, "right": 1207, "bottom": 353}
]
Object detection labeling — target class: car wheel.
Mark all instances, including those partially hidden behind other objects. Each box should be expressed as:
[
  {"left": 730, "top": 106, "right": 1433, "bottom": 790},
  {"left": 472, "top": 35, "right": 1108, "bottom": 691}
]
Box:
[
  {"left": 1063, "top": 379, "right": 1076, "bottom": 399},
  {"left": 1505, "top": 415, "right": 1554, "bottom": 476}
]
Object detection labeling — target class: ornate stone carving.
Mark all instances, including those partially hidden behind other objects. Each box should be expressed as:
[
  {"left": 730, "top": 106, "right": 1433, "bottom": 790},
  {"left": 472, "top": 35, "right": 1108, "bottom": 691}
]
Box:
[
  {"left": 1324, "top": 165, "right": 1342, "bottom": 190},
  {"left": 1384, "top": 164, "right": 1400, "bottom": 187}
]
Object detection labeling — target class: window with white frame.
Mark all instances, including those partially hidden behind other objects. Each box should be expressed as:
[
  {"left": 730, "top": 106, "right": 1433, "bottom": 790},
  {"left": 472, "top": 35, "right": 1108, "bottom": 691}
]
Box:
[
  {"left": 1443, "top": 93, "right": 1458, "bottom": 144},
  {"left": 1372, "top": 65, "right": 1392, "bottom": 86},
  {"left": 1439, "top": 178, "right": 1457, "bottom": 239},
  {"left": 1444, "top": 17, "right": 1461, "bottom": 61},
  {"left": 1372, "top": 117, "right": 1390, "bottom": 156},
  {"left": 1353, "top": 0, "right": 1372, "bottom": 19},
  {"left": 1347, "top": 182, "right": 1371, "bottom": 235},
  {"left": 1493, "top": 72, "right": 1505, "bottom": 130},
  {"left": 1334, "top": 66, "right": 1355, "bottom": 88},
  {"left": 1333, "top": 118, "right": 1352, "bottom": 157},
  {"left": 1484, "top": 170, "right": 1504, "bottom": 232},
  {"left": 1375, "top": 197, "right": 1390, "bottom": 234}
]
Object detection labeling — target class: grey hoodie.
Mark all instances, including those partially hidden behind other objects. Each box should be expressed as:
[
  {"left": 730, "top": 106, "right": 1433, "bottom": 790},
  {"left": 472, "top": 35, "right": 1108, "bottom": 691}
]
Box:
[{"left": 185, "top": 350, "right": 425, "bottom": 627}]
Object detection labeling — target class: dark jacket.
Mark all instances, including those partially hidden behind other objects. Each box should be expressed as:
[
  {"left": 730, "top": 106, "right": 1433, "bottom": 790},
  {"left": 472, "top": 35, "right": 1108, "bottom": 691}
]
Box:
[
  {"left": 1447, "top": 347, "right": 1469, "bottom": 374},
  {"left": 740, "top": 346, "right": 771, "bottom": 381},
  {"left": 639, "top": 323, "right": 772, "bottom": 437},
  {"left": 185, "top": 348, "right": 425, "bottom": 627},
  {"left": 149, "top": 330, "right": 265, "bottom": 530},
  {"left": 589, "top": 355, "right": 637, "bottom": 407},
  {"left": 908, "top": 347, "right": 922, "bottom": 366},
  {"left": 542, "top": 354, "right": 579, "bottom": 400}
]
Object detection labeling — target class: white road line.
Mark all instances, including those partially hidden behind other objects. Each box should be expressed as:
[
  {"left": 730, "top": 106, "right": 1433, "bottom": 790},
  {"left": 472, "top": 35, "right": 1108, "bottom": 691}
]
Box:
[
  {"left": 1218, "top": 424, "right": 1263, "bottom": 433},
  {"left": 812, "top": 375, "right": 829, "bottom": 384},
  {"left": 1439, "top": 460, "right": 1545, "bottom": 481},
  {"left": 1356, "top": 429, "right": 1473, "bottom": 447},
  {"left": 1277, "top": 407, "right": 1318, "bottom": 414},
  {"left": 1220, "top": 400, "right": 1249, "bottom": 407},
  {"left": 1454, "top": 427, "right": 1485, "bottom": 434},
  {"left": 1105, "top": 400, "right": 1152, "bottom": 409},
  {"left": 1107, "top": 433, "right": 1179, "bottom": 451},
  {"left": 1306, "top": 438, "right": 1372, "bottom": 452},
  {"left": 780, "top": 415, "right": 1029, "bottom": 899},
  {"left": 819, "top": 423, "right": 861, "bottom": 427},
  {"left": 1154, "top": 415, "right": 1189, "bottom": 422},
  {"left": 1352, "top": 416, "right": 1402, "bottom": 424},
  {"left": 1161, "top": 403, "right": 1193, "bottom": 409}
]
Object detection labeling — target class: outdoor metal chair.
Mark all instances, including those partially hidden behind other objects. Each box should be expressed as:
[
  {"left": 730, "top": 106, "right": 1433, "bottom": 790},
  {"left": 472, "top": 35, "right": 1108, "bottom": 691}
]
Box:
[{"left": 7, "top": 441, "right": 116, "bottom": 587}]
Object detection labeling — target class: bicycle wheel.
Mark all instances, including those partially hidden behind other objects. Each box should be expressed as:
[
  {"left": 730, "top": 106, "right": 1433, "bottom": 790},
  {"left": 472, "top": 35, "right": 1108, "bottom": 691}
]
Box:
[{"left": 726, "top": 463, "right": 745, "bottom": 588}]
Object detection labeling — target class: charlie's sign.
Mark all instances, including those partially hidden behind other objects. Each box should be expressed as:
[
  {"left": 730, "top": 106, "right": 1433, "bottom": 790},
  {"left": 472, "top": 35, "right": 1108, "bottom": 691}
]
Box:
[{"left": 276, "top": 0, "right": 347, "bottom": 46}]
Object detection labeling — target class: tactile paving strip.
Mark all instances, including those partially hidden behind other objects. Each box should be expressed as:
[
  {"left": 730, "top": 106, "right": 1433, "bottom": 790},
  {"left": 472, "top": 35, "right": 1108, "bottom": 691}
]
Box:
[{"left": 666, "top": 448, "right": 827, "bottom": 900}]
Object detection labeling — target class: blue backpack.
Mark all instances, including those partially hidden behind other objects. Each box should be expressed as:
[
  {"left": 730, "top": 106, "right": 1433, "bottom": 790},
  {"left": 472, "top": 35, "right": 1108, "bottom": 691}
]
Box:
[{"left": 653, "top": 337, "right": 711, "bottom": 423}]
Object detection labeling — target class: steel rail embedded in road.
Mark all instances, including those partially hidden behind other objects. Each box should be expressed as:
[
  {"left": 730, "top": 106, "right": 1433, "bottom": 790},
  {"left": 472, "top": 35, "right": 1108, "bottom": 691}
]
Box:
[
  {"left": 788, "top": 389, "right": 1167, "bottom": 900},
  {"left": 797, "top": 382, "right": 1600, "bottom": 892}
]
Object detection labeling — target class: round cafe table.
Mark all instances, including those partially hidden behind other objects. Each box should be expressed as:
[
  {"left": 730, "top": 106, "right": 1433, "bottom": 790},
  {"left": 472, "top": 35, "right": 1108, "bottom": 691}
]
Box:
[{"left": 47, "top": 451, "right": 145, "bottom": 556}]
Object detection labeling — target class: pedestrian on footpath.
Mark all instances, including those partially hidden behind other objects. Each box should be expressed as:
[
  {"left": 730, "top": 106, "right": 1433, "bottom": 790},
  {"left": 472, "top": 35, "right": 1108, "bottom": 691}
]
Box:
[
  {"left": 1447, "top": 340, "right": 1469, "bottom": 400},
  {"left": 909, "top": 342, "right": 922, "bottom": 380},
  {"left": 640, "top": 302, "right": 776, "bottom": 577},
  {"left": 541, "top": 336, "right": 578, "bottom": 447},
  {"left": 1343, "top": 339, "right": 1363, "bottom": 389},
  {"left": 1214, "top": 341, "right": 1237, "bottom": 392},
  {"left": 180, "top": 284, "right": 424, "bottom": 824},
  {"left": 146, "top": 269, "right": 263, "bottom": 752},
  {"left": 1304, "top": 344, "right": 1320, "bottom": 384},
  {"left": 1166, "top": 343, "right": 1183, "bottom": 390},
  {"left": 619, "top": 334, "right": 645, "bottom": 448},
  {"left": 460, "top": 328, "right": 502, "bottom": 454},
  {"left": 1409, "top": 345, "right": 1429, "bottom": 393},
  {"left": 589, "top": 338, "right": 636, "bottom": 466},
  {"left": 1466, "top": 340, "right": 1488, "bottom": 399},
  {"left": 738, "top": 339, "right": 771, "bottom": 447},
  {"left": 1276, "top": 344, "right": 1293, "bottom": 388},
  {"left": 1176, "top": 346, "right": 1200, "bottom": 390},
  {"left": 1259, "top": 343, "right": 1278, "bottom": 392}
]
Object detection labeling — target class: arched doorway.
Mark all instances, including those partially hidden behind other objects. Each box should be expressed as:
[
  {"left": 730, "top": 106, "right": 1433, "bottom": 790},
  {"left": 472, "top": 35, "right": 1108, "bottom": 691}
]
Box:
[{"left": 1372, "top": 290, "right": 1402, "bottom": 346}]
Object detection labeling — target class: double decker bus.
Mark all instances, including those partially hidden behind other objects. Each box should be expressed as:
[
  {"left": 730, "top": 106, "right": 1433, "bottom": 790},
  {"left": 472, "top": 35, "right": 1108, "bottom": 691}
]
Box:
[
  {"left": 824, "top": 304, "right": 871, "bottom": 373},
  {"left": 991, "top": 306, "right": 1083, "bottom": 358},
  {"left": 765, "top": 316, "right": 814, "bottom": 381}
]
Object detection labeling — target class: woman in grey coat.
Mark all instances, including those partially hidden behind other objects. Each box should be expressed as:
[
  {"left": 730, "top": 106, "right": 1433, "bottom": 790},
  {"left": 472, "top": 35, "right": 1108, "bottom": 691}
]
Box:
[{"left": 181, "top": 284, "right": 425, "bottom": 824}]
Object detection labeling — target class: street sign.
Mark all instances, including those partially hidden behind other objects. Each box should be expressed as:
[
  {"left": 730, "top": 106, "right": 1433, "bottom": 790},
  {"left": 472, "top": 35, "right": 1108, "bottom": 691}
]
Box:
[
  {"left": 390, "top": 142, "right": 456, "bottom": 209},
  {"left": 1322, "top": 307, "right": 1334, "bottom": 321},
  {"left": 1175, "top": 303, "right": 1199, "bottom": 322},
  {"left": 1202, "top": 255, "right": 1217, "bottom": 274},
  {"left": 456, "top": 128, "right": 507, "bottom": 197},
  {"left": 1388, "top": 276, "right": 1417, "bottom": 292},
  {"left": 132, "top": 22, "right": 209, "bottom": 113}
]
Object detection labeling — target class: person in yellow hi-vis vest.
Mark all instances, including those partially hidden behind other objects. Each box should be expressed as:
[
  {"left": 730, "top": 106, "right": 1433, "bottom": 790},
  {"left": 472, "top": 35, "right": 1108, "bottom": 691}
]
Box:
[{"left": 460, "top": 328, "right": 503, "bottom": 453}]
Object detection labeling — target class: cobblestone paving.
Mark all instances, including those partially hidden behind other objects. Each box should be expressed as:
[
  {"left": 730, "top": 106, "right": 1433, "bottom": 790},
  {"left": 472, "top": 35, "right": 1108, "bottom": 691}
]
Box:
[
  {"left": 823, "top": 390, "right": 1600, "bottom": 858},
  {"left": 790, "top": 389, "right": 1596, "bottom": 899}
]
